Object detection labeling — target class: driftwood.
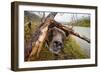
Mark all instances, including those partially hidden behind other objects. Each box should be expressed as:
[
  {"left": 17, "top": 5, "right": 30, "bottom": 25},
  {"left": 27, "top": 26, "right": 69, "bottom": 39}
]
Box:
[
  {"left": 27, "top": 12, "right": 90, "bottom": 61},
  {"left": 28, "top": 12, "right": 57, "bottom": 61}
]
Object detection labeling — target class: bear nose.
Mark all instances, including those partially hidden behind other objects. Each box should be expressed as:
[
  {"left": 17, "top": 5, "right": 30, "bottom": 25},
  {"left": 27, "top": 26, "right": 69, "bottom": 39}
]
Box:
[
  {"left": 53, "top": 41, "right": 63, "bottom": 48},
  {"left": 54, "top": 41, "right": 61, "bottom": 45}
]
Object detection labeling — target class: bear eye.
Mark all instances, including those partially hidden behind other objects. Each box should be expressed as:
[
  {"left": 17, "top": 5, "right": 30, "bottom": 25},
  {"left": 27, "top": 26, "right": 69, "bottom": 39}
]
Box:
[{"left": 54, "top": 41, "right": 58, "bottom": 44}]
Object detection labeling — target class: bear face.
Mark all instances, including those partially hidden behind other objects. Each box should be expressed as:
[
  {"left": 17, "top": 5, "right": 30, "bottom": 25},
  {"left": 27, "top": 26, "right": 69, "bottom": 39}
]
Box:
[{"left": 47, "top": 27, "right": 66, "bottom": 54}]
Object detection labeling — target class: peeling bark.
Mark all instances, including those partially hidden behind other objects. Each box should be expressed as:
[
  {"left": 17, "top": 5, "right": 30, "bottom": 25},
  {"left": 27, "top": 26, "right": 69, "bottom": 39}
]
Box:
[{"left": 28, "top": 12, "right": 57, "bottom": 61}]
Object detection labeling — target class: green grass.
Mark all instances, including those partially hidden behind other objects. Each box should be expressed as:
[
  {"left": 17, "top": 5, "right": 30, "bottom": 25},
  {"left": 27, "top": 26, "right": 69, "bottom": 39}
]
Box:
[{"left": 63, "top": 35, "right": 88, "bottom": 59}]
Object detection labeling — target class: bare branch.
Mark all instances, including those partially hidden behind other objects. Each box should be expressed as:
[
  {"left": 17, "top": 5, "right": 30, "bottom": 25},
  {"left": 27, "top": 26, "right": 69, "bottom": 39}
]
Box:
[
  {"left": 41, "top": 12, "right": 45, "bottom": 23},
  {"left": 51, "top": 20, "right": 90, "bottom": 43}
]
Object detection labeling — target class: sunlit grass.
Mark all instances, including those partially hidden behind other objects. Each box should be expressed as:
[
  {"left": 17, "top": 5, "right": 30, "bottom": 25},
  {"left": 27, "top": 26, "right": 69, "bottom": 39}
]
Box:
[{"left": 63, "top": 35, "right": 88, "bottom": 59}]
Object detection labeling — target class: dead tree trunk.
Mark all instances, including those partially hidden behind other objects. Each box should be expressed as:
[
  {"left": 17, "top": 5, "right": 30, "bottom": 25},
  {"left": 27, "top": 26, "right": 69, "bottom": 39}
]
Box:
[{"left": 28, "top": 12, "right": 57, "bottom": 61}]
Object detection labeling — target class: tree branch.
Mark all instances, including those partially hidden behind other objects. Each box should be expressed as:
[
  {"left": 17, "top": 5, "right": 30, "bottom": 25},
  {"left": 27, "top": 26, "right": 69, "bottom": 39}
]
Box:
[{"left": 51, "top": 20, "right": 90, "bottom": 43}]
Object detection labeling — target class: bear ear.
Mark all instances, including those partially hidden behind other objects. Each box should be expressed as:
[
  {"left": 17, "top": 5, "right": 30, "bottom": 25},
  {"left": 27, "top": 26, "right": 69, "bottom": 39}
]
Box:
[{"left": 28, "top": 22, "right": 31, "bottom": 29}]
